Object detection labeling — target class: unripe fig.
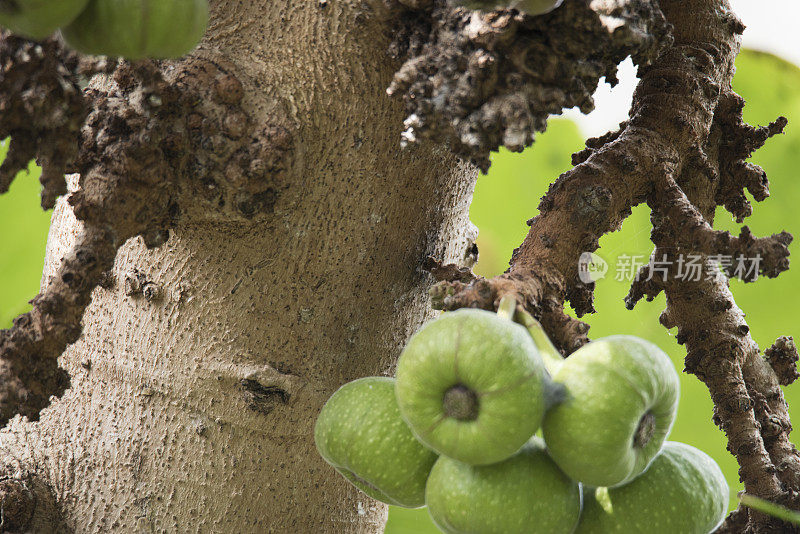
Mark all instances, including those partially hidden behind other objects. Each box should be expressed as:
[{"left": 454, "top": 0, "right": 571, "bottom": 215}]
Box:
[
  {"left": 62, "top": 0, "right": 208, "bottom": 59},
  {"left": 395, "top": 309, "right": 547, "bottom": 466},
  {"left": 425, "top": 437, "right": 582, "bottom": 534},
  {"left": 314, "top": 377, "right": 438, "bottom": 508},
  {"left": 576, "top": 441, "right": 729, "bottom": 534},
  {"left": 0, "top": 0, "right": 90, "bottom": 40},
  {"left": 542, "top": 335, "right": 679, "bottom": 488}
]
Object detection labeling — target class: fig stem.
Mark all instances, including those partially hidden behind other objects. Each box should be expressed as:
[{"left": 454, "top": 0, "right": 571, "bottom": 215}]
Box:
[
  {"left": 514, "top": 308, "right": 565, "bottom": 376},
  {"left": 740, "top": 494, "right": 800, "bottom": 525},
  {"left": 443, "top": 385, "right": 479, "bottom": 421},
  {"left": 634, "top": 411, "right": 656, "bottom": 448},
  {"left": 496, "top": 295, "right": 517, "bottom": 321}
]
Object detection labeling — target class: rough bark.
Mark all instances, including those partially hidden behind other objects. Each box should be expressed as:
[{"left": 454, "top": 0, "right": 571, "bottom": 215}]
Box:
[{"left": 0, "top": 0, "right": 479, "bottom": 531}]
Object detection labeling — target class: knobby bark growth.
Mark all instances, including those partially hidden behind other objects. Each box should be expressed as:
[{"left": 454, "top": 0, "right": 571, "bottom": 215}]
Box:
[{"left": 0, "top": 0, "right": 796, "bottom": 532}]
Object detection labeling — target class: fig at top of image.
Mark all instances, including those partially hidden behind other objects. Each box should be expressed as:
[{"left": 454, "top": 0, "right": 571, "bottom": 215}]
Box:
[
  {"left": 62, "top": 0, "right": 208, "bottom": 59},
  {"left": 0, "top": 0, "right": 90, "bottom": 39}
]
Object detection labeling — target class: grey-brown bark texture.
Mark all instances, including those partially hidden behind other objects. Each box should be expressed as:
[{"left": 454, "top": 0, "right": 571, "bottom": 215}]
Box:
[{"left": 0, "top": 0, "right": 797, "bottom": 532}]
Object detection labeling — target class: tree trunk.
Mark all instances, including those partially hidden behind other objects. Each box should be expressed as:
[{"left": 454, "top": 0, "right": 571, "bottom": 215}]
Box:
[{"left": 0, "top": 0, "right": 478, "bottom": 531}]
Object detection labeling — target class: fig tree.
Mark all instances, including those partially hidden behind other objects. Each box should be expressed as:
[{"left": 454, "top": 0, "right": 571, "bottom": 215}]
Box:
[
  {"left": 0, "top": 0, "right": 90, "bottom": 40},
  {"left": 576, "top": 441, "right": 729, "bottom": 533},
  {"left": 425, "top": 437, "right": 582, "bottom": 534},
  {"left": 62, "top": 0, "right": 208, "bottom": 59},
  {"left": 456, "top": 0, "right": 563, "bottom": 16}
]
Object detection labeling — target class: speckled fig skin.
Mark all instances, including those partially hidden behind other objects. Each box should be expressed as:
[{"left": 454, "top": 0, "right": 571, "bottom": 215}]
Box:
[
  {"left": 314, "top": 377, "right": 438, "bottom": 508},
  {"left": 0, "top": 0, "right": 90, "bottom": 39},
  {"left": 395, "top": 309, "right": 547, "bottom": 466},
  {"left": 425, "top": 437, "right": 582, "bottom": 534},
  {"left": 62, "top": 0, "right": 208, "bottom": 59},
  {"left": 576, "top": 441, "right": 729, "bottom": 534},
  {"left": 543, "top": 335, "right": 679, "bottom": 488}
]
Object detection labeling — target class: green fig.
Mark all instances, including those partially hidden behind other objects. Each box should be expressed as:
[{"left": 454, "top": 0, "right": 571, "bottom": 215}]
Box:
[
  {"left": 314, "top": 377, "right": 438, "bottom": 508},
  {"left": 395, "top": 309, "right": 547, "bottom": 466},
  {"left": 425, "top": 437, "right": 582, "bottom": 534},
  {"left": 62, "top": 0, "right": 208, "bottom": 59},
  {"left": 542, "top": 335, "right": 679, "bottom": 487},
  {"left": 0, "top": 0, "right": 90, "bottom": 40},
  {"left": 576, "top": 441, "right": 729, "bottom": 533}
]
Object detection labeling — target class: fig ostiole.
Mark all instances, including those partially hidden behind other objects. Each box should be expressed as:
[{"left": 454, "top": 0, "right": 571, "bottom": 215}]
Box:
[
  {"left": 576, "top": 441, "right": 729, "bottom": 533},
  {"left": 313, "top": 376, "right": 438, "bottom": 508},
  {"left": 0, "top": 0, "right": 90, "bottom": 40},
  {"left": 62, "top": 0, "right": 208, "bottom": 59},
  {"left": 395, "top": 308, "right": 547, "bottom": 466},
  {"left": 425, "top": 437, "right": 582, "bottom": 534},
  {"left": 542, "top": 335, "right": 679, "bottom": 488}
]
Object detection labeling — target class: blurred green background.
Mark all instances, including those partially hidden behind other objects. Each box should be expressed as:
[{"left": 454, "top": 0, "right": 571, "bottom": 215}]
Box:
[
  {"left": 0, "top": 155, "right": 51, "bottom": 330},
  {"left": 0, "top": 51, "right": 798, "bottom": 533}
]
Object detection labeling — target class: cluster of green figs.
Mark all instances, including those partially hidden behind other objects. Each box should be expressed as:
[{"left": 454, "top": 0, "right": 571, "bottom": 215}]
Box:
[
  {"left": 315, "top": 299, "right": 730, "bottom": 533},
  {"left": 0, "top": 0, "right": 208, "bottom": 59}
]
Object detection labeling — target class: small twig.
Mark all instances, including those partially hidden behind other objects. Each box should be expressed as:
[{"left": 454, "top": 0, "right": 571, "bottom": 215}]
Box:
[
  {"left": 765, "top": 337, "right": 799, "bottom": 386},
  {"left": 654, "top": 173, "right": 791, "bottom": 281}
]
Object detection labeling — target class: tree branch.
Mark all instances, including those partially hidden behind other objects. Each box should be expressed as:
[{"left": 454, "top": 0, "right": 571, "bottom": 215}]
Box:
[
  {"left": 0, "top": 32, "right": 89, "bottom": 209},
  {"left": 426, "top": 0, "right": 738, "bottom": 352},
  {"left": 657, "top": 174, "right": 791, "bottom": 280}
]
